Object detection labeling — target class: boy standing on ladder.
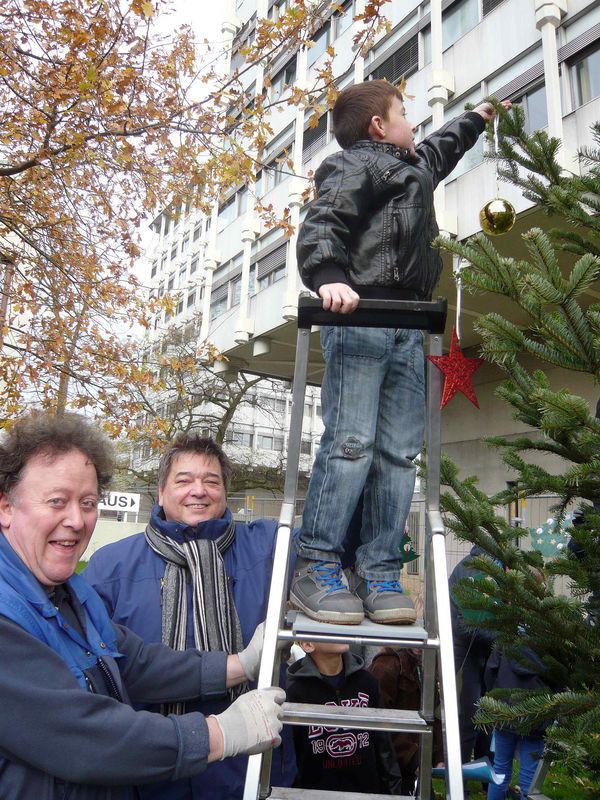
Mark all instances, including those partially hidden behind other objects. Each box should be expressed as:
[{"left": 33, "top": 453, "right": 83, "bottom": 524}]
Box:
[{"left": 291, "top": 79, "right": 508, "bottom": 625}]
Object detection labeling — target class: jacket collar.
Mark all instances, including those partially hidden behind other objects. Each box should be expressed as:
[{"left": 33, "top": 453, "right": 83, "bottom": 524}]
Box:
[
  {"left": 150, "top": 504, "right": 234, "bottom": 545},
  {"left": 350, "top": 139, "right": 414, "bottom": 161}
]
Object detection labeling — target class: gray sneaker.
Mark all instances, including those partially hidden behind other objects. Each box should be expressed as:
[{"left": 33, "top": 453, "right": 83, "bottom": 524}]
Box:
[
  {"left": 355, "top": 578, "right": 417, "bottom": 624},
  {"left": 290, "top": 558, "right": 364, "bottom": 624}
]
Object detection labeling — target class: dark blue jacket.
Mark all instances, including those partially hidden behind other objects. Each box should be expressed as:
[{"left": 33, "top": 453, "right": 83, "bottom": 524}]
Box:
[
  {"left": 84, "top": 507, "right": 296, "bottom": 800},
  {"left": 484, "top": 647, "right": 550, "bottom": 737},
  {"left": 0, "top": 532, "right": 228, "bottom": 800}
]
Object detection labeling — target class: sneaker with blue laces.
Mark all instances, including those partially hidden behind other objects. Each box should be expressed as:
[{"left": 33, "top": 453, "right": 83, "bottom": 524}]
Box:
[
  {"left": 290, "top": 558, "right": 364, "bottom": 624},
  {"left": 355, "top": 577, "right": 416, "bottom": 624}
]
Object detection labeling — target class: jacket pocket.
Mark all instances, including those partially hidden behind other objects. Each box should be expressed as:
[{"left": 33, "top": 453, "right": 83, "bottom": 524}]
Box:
[{"left": 390, "top": 202, "right": 411, "bottom": 284}]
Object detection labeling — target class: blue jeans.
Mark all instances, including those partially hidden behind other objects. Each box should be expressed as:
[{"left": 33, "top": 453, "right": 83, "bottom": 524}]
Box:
[
  {"left": 487, "top": 730, "right": 544, "bottom": 800},
  {"left": 297, "top": 325, "right": 425, "bottom": 580}
]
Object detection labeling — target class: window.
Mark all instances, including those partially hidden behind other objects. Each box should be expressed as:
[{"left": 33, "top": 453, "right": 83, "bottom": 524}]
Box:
[
  {"left": 270, "top": 58, "right": 296, "bottom": 100},
  {"left": 571, "top": 44, "right": 600, "bottom": 108},
  {"left": 256, "top": 242, "right": 287, "bottom": 290},
  {"left": 167, "top": 274, "right": 175, "bottom": 291},
  {"left": 218, "top": 196, "right": 236, "bottom": 231},
  {"left": 210, "top": 284, "right": 228, "bottom": 319},
  {"left": 225, "top": 429, "right": 254, "bottom": 447},
  {"left": 482, "top": 0, "right": 505, "bottom": 14},
  {"left": 263, "top": 396, "right": 286, "bottom": 413},
  {"left": 176, "top": 298, "right": 184, "bottom": 315},
  {"left": 190, "top": 256, "right": 199, "bottom": 275},
  {"left": 237, "top": 188, "right": 248, "bottom": 216},
  {"left": 178, "top": 265, "right": 186, "bottom": 285},
  {"left": 231, "top": 276, "right": 242, "bottom": 306},
  {"left": 257, "top": 434, "right": 284, "bottom": 451},
  {"left": 187, "top": 288, "right": 196, "bottom": 309},
  {"left": 442, "top": 0, "right": 478, "bottom": 49},
  {"left": 171, "top": 244, "right": 178, "bottom": 261},
  {"left": 161, "top": 254, "right": 168, "bottom": 271},
  {"left": 372, "top": 34, "right": 418, "bottom": 83},
  {"left": 181, "top": 235, "right": 189, "bottom": 254},
  {"left": 300, "top": 439, "right": 312, "bottom": 456},
  {"left": 303, "top": 113, "right": 328, "bottom": 163},
  {"left": 515, "top": 83, "right": 547, "bottom": 133},
  {"left": 315, "top": 404, "right": 322, "bottom": 418},
  {"left": 304, "top": 403, "right": 311, "bottom": 418},
  {"left": 334, "top": 0, "right": 354, "bottom": 38},
  {"left": 193, "top": 223, "right": 202, "bottom": 242},
  {"left": 269, "top": 0, "right": 290, "bottom": 21},
  {"left": 151, "top": 261, "right": 158, "bottom": 279},
  {"left": 307, "top": 24, "right": 329, "bottom": 67},
  {"left": 269, "top": 153, "right": 290, "bottom": 188}
]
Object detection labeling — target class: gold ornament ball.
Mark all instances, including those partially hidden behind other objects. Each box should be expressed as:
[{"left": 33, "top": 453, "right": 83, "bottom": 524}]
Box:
[{"left": 479, "top": 198, "right": 516, "bottom": 235}]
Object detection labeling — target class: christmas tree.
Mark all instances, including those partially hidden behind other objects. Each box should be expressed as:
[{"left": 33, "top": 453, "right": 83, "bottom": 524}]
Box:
[{"left": 435, "top": 105, "right": 600, "bottom": 778}]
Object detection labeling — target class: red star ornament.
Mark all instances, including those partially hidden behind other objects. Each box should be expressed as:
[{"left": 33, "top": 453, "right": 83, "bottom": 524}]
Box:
[{"left": 426, "top": 326, "right": 484, "bottom": 409}]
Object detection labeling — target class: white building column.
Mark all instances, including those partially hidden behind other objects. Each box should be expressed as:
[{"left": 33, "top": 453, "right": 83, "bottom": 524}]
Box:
[
  {"left": 282, "top": 45, "right": 309, "bottom": 321},
  {"left": 428, "top": 0, "right": 456, "bottom": 236},
  {"left": 353, "top": 0, "right": 366, "bottom": 84},
  {"left": 535, "top": 0, "right": 571, "bottom": 170},
  {"left": 200, "top": 201, "right": 221, "bottom": 341},
  {"left": 234, "top": 216, "right": 260, "bottom": 343}
]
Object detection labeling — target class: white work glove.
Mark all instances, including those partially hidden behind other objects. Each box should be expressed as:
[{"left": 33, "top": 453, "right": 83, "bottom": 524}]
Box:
[
  {"left": 213, "top": 687, "right": 285, "bottom": 759},
  {"left": 237, "top": 621, "right": 264, "bottom": 681}
]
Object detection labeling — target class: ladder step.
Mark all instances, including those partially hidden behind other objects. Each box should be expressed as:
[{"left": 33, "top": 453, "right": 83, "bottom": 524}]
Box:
[
  {"left": 268, "top": 788, "right": 414, "bottom": 799},
  {"left": 288, "top": 611, "right": 432, "bottom": 647},
  {"left": 282, "top": 702, "right": 428, "bottom": 733}
]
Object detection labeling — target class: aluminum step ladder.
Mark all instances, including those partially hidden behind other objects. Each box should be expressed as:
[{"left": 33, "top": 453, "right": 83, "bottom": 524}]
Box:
[{"left": 243, "top": 295, "right": 463, "bottom": 800}]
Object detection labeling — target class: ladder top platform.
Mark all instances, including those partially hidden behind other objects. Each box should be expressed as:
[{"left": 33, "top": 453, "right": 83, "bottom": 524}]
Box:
[
  {"left": 290, "top": 611, "right": 428, "bottom": 643},
  {"left": 297, "top": 294, "right": 447, "bottom": 333}
]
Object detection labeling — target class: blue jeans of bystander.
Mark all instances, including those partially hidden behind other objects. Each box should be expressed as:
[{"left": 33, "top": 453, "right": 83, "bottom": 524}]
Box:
[
  {"left": 296, "top": 325, "right": 425, "bottom": 580},
  {"left": 487, "top": 730, "right": 544, "bottom": 800}
]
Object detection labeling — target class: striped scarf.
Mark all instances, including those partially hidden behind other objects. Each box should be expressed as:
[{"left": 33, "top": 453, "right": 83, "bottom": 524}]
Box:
[{"left": 145, "top": 517, "right": 246, "bottom": 713}]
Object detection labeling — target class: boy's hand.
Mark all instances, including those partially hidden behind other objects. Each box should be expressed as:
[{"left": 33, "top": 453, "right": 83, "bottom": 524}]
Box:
[
  {"left": 473, "top": 99, "right": 512, "bottom": 121},
  {"left": 318, "top": 283, "right": 360, "bottom": 314}
]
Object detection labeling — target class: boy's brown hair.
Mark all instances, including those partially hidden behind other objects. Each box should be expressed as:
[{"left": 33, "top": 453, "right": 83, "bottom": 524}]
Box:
[{"left": 332, "top": 79, "right": 403, "bottom": 149}]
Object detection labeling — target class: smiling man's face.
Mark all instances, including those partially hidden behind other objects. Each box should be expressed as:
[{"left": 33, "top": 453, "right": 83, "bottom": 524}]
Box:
[
  {"left": 0, "top": 450, "right": 99, "bottom": 587},
  {"left": 158, "top": 452, "right": 227, "bottom": 526}
]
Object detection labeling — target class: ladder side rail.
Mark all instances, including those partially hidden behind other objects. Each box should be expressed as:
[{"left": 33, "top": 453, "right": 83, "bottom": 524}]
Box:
[
  {"left": 419, "top": 331, "right": 443, "bottom": 800},
  {"left": 297, "top": 294, "right": 447, "bottom": 333},
  {"left": 526, "top": 756, "right": 551, "bottom": 799},
  {"left": 430, "top": 511, "right": 463, "bottom": 800},
  {"left": 417, "top": 728, "right": 434, "bottom": 800},
  {"left": 244, "top": 326, "right": 313, "bottom": 800},
  {"left": 425, "top": 333, "right": 463, "bottom": 800}
]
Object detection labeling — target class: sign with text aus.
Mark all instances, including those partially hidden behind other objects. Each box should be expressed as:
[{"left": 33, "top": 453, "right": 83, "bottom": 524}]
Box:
[{"left": 98, "top": 492, "right": 141, "bottom": 513}]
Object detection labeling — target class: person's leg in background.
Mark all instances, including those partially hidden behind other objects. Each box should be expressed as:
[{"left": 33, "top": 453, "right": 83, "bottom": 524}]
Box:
[
  {"left": 515, "top": 735, "right": 544, "bottom": 799},
  {"left": 487, "top": 729, "right": 517, "bottom": 800}
]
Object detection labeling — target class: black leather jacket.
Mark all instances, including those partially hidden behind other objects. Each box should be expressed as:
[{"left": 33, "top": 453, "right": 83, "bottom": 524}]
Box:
[{"left": 297, "top": 111, "right": 485, "bottom": 300}]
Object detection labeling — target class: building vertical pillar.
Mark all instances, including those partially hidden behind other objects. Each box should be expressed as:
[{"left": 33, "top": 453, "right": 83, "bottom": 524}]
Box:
[
  {"left": 282, "top": 45, "right": 309, "bottom": 321},
  {"left": 535, "top": 0, "right": 571, "bottom": 169},
  {"left": 235, "top": 218, "right": 260, "bottom": 343},
  {"left": 353, "top": 0, "right": 365, "bottom": 83},
  {"left": 428, "top": 0, "right": 456, "bottom": 236}
]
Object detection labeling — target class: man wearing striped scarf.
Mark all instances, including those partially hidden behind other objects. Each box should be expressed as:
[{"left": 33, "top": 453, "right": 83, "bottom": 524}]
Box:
[{"left": 85, "top": 434, "right": 295, "bottom": 800}]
